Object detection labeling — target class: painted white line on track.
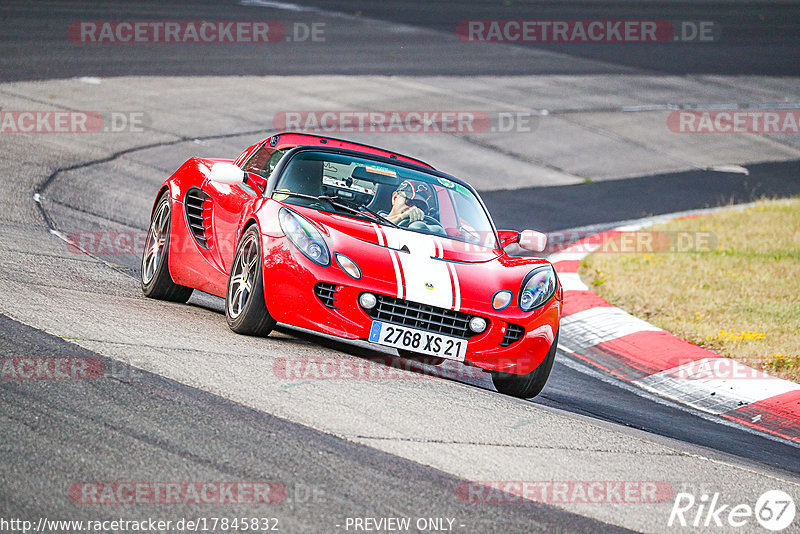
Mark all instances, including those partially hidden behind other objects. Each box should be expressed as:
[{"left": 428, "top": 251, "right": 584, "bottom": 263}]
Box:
[
  {"left": 556, "top": 347, "right": 800, "bottom": 450},
  {"left": 560, "top": 307, "right": 661, "bottom": 351},
  {"left": 640, "top": 363, "right": 800, "bottom": 415},
  {"left": 557, "top": 272, "right": 588, "bottom": 291},
  {"left": 547, "top": 251, "right": 588, "bottom": 263}
]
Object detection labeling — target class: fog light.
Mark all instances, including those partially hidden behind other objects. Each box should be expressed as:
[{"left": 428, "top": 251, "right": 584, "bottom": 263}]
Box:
[
  {"left": 359, "top": 292, "right": 377, "bottom": 310},
  {"left": 469, "top": 316, "right": 487, "bottom": 333}
]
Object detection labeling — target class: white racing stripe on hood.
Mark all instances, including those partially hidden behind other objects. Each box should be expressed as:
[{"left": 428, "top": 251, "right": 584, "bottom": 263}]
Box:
[
  {"left": 433, "top": 236, "right": 444, "bottom": 259},
  {"left": 378, "top": 227, "right": 458, "bottom": 310},
  {"left": 371, "top": 223, "right": 386, "bottom": 247},
  {"left": 389, "top": 249, "right": 405, "bottom": 299},
  {"left": 373, "top": 224, "right": 403, "bottom": 298},
  {"left": 446, "top": 261, "right": 462, "bottom": 311}
]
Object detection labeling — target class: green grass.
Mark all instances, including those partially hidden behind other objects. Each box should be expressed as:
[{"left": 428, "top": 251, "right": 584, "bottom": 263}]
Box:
[{"left": 579, "top": 197, "right": 800, "bottom": 382}]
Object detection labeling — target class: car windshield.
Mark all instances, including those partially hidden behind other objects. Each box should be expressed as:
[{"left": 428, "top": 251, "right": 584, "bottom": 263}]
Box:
[{"left": 272, "top": 151, "right": 497, "bottom": 248}]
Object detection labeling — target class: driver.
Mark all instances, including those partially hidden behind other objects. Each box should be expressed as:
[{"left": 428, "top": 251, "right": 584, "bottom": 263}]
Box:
[
  {"left": 384, "top": 180, "right": 428, "bottom": 224},
  {"left": 384, "top": 180, "right": 444, "bottom": 235}
]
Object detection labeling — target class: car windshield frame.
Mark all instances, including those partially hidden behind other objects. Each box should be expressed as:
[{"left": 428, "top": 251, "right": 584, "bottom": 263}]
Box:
[{"left": 267, "top": 147, "right": 500, "bottom": 249}]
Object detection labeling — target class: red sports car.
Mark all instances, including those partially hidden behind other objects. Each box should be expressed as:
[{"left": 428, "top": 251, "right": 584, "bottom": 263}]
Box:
[{"left": 141, "top": 132, "right": 562, "bottom": 398}]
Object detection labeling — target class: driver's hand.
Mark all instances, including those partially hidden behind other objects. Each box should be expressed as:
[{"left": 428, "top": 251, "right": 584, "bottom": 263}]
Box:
[{"left": 405, "top": 206, "right": 424, "bottom": 223}]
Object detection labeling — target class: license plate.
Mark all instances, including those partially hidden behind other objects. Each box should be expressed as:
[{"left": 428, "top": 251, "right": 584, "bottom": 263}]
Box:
[{"left": 368, "top": 321, "right": 468, "bottom": 362}]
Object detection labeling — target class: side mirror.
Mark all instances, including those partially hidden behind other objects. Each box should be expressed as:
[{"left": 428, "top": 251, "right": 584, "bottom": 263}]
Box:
[
  {"left": 497, "top": 230, "right": 520, "bottom": 249},
  {"left": 519, "top": 230, "right": 547, "bottom": 252},
  {"left": 209, "top": 162, "right": 245, "bottom": 184}
]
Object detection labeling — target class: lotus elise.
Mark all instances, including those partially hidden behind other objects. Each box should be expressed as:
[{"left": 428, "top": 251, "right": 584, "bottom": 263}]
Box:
[{"left": 141, "top": 132, "right": 562, "bottom": 398}]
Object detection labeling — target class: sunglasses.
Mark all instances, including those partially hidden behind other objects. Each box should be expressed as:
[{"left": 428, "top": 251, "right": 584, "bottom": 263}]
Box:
[{"left": 396, "top": 181, "right": 430, "bottom": 210}]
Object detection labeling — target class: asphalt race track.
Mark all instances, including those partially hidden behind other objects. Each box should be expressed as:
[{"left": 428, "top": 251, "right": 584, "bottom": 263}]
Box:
[
  {"left": 4, "top": 0, "right": 800, "bottom": 78},
  {"left": 2, "top": 1, "right": 800, "bottom": 533}
]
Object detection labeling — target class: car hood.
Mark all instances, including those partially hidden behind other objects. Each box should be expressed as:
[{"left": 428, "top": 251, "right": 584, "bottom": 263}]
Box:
[
  {"left": 296, "top": 207, "right": 503, "bottom": 264},
  {"left": 284, "top": 205, "right": 552, "bottom": 312}
]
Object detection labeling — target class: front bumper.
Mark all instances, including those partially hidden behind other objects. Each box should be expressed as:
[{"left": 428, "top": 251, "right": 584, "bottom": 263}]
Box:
[{"left": 263, "top": 242, "right": 561, "bottom": 376}]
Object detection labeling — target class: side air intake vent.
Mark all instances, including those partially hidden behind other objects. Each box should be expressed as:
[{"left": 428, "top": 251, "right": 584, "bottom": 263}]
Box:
[
  {"left": 314, "top": 283, "right": 339, "bottom": 308},
  {"left": 185, "top": 188, "right": 212, "bottom": 249},
  {"left": 499, "top": 323, "right": 525, "bottom": 347}
]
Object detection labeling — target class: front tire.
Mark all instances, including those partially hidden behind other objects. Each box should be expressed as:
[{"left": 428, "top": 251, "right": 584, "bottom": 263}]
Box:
[
  {"left": 141, "top": 192, "right": 193, "bottom": 302},
  {"left": 491, "top": 328, "right": 559, "bottom": 399},
  {"left": 225, "top": 225, "right": 276, "bottom": 336}
]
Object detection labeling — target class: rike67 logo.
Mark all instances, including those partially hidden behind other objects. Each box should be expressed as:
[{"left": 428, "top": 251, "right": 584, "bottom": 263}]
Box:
[{"left": 668, "top": 490, "right": 796, "bottom": 531}]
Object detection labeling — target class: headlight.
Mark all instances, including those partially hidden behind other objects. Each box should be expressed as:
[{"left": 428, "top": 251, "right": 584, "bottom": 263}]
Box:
[
  {"left": 519, "top": 266, "right": 557, "bottom": 312},
  {"left": 278, "top": 208, "right": 331, "bottom": 266}
]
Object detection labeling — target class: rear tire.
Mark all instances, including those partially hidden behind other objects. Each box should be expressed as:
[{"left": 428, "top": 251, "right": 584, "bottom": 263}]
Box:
[
  {"left": 141, "top": 192, "right": 194, "bottom": 303},
  {"left": 491, "top": 328, "right": 559, "bottom": 399},
  {"left": 225, "top": 225, "right": 276, "bottom": 336}
]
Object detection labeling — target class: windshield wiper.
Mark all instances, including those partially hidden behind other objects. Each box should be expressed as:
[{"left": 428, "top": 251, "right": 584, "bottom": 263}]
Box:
[
  {"left": 273, "top": 191, "right": 397, "bottom": 228},
  {"left": 357, "top": 203, "right": 398, "bottom": 228}
]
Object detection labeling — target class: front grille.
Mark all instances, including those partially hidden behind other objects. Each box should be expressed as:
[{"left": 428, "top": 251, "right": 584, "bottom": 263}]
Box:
[
  {"left": 500, "top": 323, "right": 525, "bottom": 347},
  {"left": 185, "top": 188, "right": 212, "bottom": 248},
  {"left": 314, "top": 283, "right": 339, "bottom": 308},
  {"left": 364, "top": 294, "right": 482, "bottom": 339}
]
